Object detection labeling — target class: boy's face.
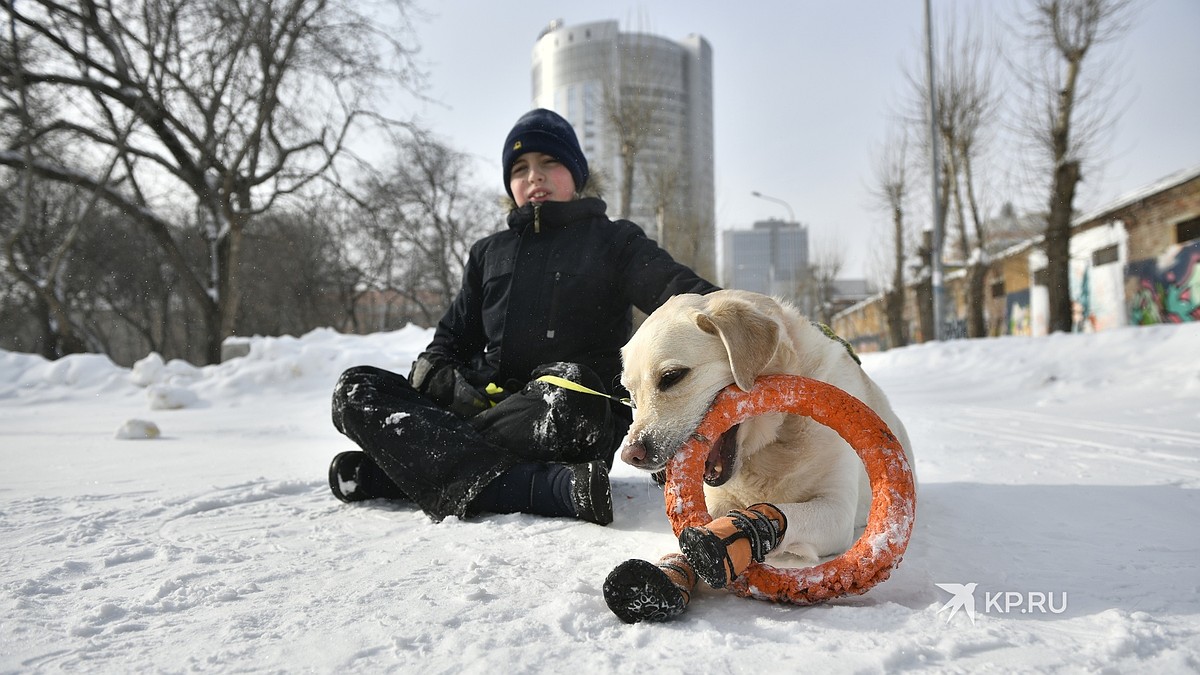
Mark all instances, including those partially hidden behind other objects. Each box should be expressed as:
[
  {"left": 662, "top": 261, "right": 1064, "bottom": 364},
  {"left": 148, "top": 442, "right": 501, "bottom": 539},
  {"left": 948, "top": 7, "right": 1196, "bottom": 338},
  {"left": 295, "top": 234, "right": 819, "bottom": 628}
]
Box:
[{"left": 509, "top": 152, "right": 576, "bottom": 207}]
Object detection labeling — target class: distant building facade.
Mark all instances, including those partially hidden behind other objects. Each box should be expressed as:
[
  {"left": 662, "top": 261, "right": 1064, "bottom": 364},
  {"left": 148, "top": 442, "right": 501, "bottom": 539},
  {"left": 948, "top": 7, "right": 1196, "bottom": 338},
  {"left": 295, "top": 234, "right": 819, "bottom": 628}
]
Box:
[
  {"left": 833, "top": 166, "right": 1200, "bottom": 351},
  {"left": 722, "top": 219, "right": 811, "bottom": 309},
  {"left": 531, "top": 19, "right": 715, "bottom": 280}
]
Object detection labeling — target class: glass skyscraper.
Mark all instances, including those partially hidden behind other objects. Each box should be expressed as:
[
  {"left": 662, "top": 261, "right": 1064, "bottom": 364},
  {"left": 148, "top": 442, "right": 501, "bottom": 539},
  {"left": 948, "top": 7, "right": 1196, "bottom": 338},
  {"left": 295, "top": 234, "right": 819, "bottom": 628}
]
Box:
[{"left": 531, "top": 19, "right": 715, "bottom": 280}]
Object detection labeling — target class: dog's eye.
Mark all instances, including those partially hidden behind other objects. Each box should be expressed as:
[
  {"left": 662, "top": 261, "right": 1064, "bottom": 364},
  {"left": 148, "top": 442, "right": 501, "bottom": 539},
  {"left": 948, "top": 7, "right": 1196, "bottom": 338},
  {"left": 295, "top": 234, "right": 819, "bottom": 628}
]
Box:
[{"left": 657, "top": 368, "right": 690, "bottom": 392}]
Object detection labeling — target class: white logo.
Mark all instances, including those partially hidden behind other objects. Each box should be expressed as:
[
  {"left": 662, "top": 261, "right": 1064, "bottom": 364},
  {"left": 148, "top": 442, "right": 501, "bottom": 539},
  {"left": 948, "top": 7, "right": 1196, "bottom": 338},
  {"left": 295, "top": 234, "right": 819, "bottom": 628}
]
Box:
[
  {"left": 936, "top": 583, "right": 1066, "bottom": 624},
  {"left": 935, "top": 583, "right": 978, "bottom": 625}
]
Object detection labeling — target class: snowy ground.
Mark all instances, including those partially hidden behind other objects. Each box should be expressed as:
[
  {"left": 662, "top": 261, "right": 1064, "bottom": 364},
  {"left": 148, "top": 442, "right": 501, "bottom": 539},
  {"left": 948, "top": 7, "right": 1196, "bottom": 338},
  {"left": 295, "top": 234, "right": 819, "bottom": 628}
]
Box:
[{"left": 2, "top": 322, "right": 1198, "bottom": 673}]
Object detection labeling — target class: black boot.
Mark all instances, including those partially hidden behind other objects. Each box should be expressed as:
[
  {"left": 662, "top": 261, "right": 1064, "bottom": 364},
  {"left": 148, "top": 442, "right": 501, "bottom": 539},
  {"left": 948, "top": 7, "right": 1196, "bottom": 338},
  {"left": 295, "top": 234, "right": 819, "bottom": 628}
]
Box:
[
  {"left": 469, "top": 461, "right": 612, "bottom": 525},
  {"left": 328, "top": 451, "right": 407, "bottom": 503},
  {"left": 603, "top": 553, "right": 697, "bottom": 623},
  {"left": 567, "top": 461, "right": 613, "bottom": 525}
]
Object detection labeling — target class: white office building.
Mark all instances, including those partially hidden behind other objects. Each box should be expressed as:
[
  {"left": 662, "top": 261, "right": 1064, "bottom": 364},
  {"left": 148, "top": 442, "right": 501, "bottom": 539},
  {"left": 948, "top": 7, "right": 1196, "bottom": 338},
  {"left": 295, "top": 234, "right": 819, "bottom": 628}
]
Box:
[{"left": 531, "top": 19, "right": 715, "bottom": 280}]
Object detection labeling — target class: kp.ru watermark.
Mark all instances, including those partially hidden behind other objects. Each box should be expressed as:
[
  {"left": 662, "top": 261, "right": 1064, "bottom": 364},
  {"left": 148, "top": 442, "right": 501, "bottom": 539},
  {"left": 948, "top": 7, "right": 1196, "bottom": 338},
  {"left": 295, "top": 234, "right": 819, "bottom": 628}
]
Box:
[{"left": 936, "top": 583, "right": 1067, "bottom": 625}]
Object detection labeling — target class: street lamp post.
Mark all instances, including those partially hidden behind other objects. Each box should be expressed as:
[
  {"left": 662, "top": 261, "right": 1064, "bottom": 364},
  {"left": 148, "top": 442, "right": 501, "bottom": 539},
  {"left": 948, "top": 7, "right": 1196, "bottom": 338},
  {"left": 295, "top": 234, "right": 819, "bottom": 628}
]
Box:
[{"left": 751, "top": 190, "right": 795, "bottom": 223}]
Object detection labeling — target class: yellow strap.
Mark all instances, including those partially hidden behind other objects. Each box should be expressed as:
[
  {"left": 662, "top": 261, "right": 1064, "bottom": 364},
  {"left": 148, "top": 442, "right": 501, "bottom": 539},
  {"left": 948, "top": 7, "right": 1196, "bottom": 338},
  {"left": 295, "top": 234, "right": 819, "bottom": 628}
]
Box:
[{"left": 535, "top": 374, "right": 634, "bottom": 408}]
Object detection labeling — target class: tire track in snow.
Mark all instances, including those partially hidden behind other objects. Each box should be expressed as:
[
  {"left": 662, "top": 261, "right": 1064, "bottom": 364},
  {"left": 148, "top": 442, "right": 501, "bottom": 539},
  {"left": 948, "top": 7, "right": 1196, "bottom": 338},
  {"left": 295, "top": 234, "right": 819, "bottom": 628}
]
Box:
[
  {"left": 935, "top": 407, "right": 1200, "bottom": 481},
  {"left": 962, "top": 406, "right": 1200, "bottom": 448}
]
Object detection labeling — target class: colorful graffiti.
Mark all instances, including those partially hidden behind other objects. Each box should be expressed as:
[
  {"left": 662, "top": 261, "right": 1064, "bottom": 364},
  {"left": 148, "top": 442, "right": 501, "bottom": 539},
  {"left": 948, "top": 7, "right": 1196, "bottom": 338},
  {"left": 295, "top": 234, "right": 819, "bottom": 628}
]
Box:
[
  {"left": 1071, "top": 262, "right": 1126, "bottom": 333},
  {"left": 1069, "top": 227, "right": 1128, "bottom": 333},
  {"left": 1005, "top": 289, "right": 1032, "bottom": 336},
  {"left": 1126, "top": 241, "right": 1200, "bottom": 324}
]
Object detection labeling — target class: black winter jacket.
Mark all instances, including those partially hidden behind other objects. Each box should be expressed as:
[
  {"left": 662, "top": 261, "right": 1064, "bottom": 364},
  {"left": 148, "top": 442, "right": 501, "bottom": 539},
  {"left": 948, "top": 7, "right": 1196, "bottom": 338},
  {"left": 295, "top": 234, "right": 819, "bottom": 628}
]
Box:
[{"left": 424, "top": 198, "right": 718, "bottom": 392}]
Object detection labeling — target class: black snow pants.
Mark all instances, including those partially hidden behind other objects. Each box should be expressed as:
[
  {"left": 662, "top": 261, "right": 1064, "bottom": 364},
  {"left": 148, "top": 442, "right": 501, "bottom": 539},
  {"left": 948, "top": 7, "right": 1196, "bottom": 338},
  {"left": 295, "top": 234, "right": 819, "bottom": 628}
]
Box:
[{"left": 331, "top": 361, "right": 629, "bottom": 521}]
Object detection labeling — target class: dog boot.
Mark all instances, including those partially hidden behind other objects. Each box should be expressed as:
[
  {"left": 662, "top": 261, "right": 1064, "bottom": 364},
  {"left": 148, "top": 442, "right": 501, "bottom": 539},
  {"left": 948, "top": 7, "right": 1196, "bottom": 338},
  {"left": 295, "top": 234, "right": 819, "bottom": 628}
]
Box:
[
  {"left": 603, "top": 553, "right": 698, "bottom": 624},
  {"left": 677, "top": 503, "right": 788, "bottom": 589}
]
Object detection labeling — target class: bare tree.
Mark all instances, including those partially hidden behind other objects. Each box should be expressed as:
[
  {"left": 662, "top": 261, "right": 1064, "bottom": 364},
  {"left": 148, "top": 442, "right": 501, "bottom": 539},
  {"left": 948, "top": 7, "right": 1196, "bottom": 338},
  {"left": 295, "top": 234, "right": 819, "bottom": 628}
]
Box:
[
  {"left": 2, "top": 181, "right": 92, "bottom": 357},
  {"left": 806, "top": 236, "right": 845, "bottom": 327},
  {"left": 235, "top": 209, "right": 352, "bottom": 338},
  {"left": 307, "top": 190, "right": 376, "bottom": 334},
  {"left": 871, "top": 130, "right": 912, "bottom": 349},
  {"left": 355, "top": 131, "right": 502, "bottom": 328},
  {"left": 1019, "top": 0, "right": 1135, "bottom": 333},
  {"left": 648, "top": 159, "right": 689, "bottom": 261},
  {"left": 0, "top": 0, "right": 420, "bottom": 362},
  {"left": 937, "top": 12, "right": 999, "bottom": 338},
  {"left": 2, "top": 4, "right": 87, "bottom": 357},
  {"left": 903, "top": 8, "right": 1001, "bottom": 339},
  {"left": 597, "top": 28, "right": 663, "bottom": 223},
  {"left": 0, "top": 174, "right": 190, "bottom": 363},
  {"left": 899, "top": 7, "right": 1004, "bottom": 340}
]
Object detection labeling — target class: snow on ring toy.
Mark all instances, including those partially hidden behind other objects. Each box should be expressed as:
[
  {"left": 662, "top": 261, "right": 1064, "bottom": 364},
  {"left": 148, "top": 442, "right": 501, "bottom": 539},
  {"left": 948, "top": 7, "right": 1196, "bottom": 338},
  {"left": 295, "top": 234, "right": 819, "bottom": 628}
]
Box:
[{"left": 664, "top": 374, "right": 916, "bottom": 604}]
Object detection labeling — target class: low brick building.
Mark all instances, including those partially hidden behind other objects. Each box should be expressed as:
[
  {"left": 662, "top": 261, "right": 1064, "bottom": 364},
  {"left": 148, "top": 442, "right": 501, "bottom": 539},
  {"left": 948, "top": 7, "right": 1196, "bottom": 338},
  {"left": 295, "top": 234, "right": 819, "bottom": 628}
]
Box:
[{"left": 834, "top": 166, "right": 1200, "bottom": 350}]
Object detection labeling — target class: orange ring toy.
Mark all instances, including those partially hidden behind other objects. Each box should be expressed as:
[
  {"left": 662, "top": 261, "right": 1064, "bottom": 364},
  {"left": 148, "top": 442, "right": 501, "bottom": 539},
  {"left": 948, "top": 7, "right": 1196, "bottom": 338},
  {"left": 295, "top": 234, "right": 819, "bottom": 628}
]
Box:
[{"left": 663, "top": 374, "right": 916, "bottom": 604}]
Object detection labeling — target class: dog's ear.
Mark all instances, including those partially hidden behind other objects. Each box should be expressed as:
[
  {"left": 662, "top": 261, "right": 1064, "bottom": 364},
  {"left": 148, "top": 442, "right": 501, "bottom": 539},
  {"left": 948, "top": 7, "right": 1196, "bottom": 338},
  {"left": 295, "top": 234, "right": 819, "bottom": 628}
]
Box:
[{"left": 696, "top": 297, "right": 780, "bottom": 391}]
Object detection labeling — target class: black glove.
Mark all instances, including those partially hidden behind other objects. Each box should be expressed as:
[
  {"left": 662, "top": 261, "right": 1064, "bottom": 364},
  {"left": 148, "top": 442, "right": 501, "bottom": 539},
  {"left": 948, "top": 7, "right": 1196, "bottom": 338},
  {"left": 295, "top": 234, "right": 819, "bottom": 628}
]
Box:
[
  {"left": 410, "top": 353, "right": 491, "bottom": 418},
  {"left": 410, "top": 353, "right": 450, "bottom": 396}
]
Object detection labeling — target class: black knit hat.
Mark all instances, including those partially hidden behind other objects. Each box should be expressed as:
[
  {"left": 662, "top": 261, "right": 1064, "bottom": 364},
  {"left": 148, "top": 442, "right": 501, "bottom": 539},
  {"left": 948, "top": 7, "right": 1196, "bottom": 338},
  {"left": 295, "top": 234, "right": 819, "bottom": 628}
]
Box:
[{"left": 502, "top": 108, "right": 589, "bottom": 199}]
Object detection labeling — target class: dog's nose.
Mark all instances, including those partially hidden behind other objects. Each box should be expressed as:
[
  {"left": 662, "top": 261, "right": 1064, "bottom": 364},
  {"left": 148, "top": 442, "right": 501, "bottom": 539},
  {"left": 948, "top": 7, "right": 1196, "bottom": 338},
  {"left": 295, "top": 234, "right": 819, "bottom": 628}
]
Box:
[{"left": 620, "top": 439, "right": 648, "bottom": 467}]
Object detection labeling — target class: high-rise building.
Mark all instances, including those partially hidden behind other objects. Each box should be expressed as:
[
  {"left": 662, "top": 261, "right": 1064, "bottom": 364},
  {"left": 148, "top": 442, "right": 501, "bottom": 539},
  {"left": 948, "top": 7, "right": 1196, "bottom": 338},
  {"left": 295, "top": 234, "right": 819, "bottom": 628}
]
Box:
[
  {"left": 723, "top": 219, "right": 811, "bottom": 309},
  {"left": 531, "top": 19, "right": 715, "bottom": 280}
]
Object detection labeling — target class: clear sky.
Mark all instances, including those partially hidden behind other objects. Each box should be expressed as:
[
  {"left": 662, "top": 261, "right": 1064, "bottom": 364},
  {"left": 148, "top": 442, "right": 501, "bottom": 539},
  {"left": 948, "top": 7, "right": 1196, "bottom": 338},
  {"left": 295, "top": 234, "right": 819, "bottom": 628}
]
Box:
[{"left": 393, "top": 0, "right": 1199, "bottom": 281}]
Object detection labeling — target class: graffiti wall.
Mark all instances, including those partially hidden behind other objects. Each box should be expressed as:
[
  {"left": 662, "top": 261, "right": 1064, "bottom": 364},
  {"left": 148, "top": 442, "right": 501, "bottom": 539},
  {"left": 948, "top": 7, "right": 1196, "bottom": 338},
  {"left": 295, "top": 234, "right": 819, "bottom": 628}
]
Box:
[
  {"left": 1022, "top": 223, "right": 1130, "bottom": 335},
  {"left": 1069, "top": 223, "right": 1129, "bottom": 333},
  {"left": 1005, "top": 289, "right": 1032, "bottom": 336},
  {"left": 1126, "top": 241, "right": 1200, "bottom": 324}
]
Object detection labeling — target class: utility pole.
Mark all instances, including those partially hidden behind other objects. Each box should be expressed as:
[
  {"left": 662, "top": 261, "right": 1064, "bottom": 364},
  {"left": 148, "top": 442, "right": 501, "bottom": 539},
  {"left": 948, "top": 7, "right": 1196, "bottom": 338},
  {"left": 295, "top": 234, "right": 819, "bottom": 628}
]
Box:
[{"left": 924, "top": 0, "right": 947, "bottom": 340}]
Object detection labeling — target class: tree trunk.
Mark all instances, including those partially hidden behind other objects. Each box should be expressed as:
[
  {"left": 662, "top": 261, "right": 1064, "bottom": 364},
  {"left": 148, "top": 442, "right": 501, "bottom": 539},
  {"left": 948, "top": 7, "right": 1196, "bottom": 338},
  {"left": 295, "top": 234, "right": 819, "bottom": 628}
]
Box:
[
  {"left": 966, "top": 262, "right": 987, "bottom": 337},
  {"left": 960, "top": 145, "right": 988, "bottom": 338},
  {"left": 885, "top": 289, "right": 907, "bottom": 349},
  {"left": 915, "top": 278, "right": 934, "bottom": 343},
  {"left": 1046, "top": 159, "right": 1080, "bottom": 334},
  {"left": 219, "top": 234, "right": 240, "bottom": 341},
  {"left": 887, "top": 202, "right": 907, "bottom": 349},
  {"left": 916, "top": 230, "right": 935, "bottom": 342},
  {"left": 944, "top": 142, "right": 970, "bottom": 262},
  {"left": 937, "top": 164, "right": 955, "bottom": 333},
  {"left": 620, "top": 150, "right": 636, "bottom": 221},
  {"left": 1045, "top": 53, "right": 1082, "bottom": 334}
]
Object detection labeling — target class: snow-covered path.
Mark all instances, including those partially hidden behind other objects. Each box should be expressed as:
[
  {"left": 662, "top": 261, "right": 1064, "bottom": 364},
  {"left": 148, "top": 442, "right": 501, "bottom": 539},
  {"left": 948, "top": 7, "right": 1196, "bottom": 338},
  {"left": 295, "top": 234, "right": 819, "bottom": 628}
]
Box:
[{"left": 2, "top": 324, "right": 1198, "bottom": 673}]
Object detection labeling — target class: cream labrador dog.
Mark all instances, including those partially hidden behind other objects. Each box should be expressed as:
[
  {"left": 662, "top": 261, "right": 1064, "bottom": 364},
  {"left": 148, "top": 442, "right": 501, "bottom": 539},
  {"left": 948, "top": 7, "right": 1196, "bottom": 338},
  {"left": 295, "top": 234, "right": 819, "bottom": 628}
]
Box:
[{"left": 618, "top": 289, "right": 914, "bottom": 564}]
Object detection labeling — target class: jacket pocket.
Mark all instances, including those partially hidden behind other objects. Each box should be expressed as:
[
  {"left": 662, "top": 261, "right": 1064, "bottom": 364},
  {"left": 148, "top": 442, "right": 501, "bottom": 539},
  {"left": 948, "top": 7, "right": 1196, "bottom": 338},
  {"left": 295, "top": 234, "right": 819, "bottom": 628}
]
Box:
[{"left": 482, "top": 253, "right": 515, "bottom": 285}]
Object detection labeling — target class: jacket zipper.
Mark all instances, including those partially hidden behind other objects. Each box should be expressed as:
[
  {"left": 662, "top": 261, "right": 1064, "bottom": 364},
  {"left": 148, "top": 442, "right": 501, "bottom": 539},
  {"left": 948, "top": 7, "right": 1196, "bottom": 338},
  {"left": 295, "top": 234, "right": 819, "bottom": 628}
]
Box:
[
  {"left": 546, "top": 270, "right": 561, "bottom": 339},
  {"left": 530, "top": 201, "right": 556, "bottom": 338}
]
